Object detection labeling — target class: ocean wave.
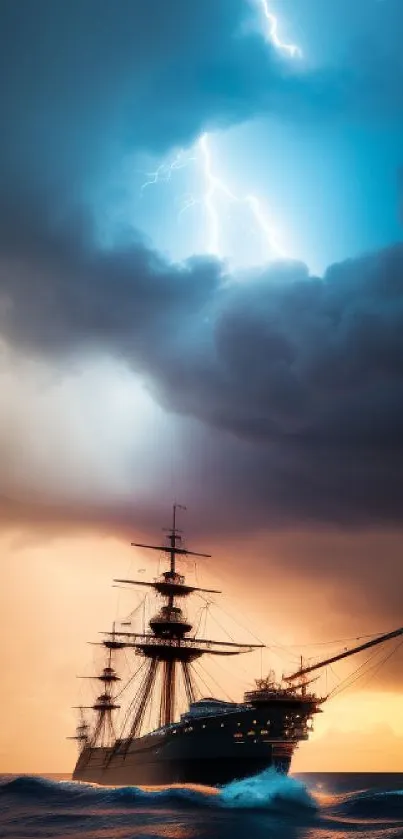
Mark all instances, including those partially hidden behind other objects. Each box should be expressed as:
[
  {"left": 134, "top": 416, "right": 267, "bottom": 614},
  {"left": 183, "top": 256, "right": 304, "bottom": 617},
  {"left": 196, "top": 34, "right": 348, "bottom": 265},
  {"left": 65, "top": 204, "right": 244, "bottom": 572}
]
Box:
[
  {"left": 0, "top": 772, "right": 402, "bottom": 820},
  {"left": 219, "top": 769, "right": 317, "bottom": 811},
  {"left": 0, "top": 775, "right": 210, "bottom": 808},
  {"left": 330, "top": 787, "right": 403, "bottom": 820},
  {"left": 0, "top": 771, "right": 314, "bottom": 813}
]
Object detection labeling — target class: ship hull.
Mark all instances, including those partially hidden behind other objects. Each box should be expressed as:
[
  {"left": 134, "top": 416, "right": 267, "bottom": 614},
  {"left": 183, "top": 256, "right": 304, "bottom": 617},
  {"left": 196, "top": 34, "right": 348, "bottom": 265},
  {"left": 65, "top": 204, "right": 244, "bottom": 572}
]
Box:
[
  {"left": 73, "top": 706, "right": 298, "bottom": 786},
  {"left": 73, "top": 752, "right": 290, "bottom": 786}
]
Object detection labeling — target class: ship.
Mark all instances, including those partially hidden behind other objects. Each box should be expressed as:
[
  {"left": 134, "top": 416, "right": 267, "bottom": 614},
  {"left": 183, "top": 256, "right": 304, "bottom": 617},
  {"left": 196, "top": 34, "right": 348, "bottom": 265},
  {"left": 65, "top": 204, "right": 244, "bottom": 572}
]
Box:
[{"left": 71, "top": 505, "right": 403, "bottom": 787}]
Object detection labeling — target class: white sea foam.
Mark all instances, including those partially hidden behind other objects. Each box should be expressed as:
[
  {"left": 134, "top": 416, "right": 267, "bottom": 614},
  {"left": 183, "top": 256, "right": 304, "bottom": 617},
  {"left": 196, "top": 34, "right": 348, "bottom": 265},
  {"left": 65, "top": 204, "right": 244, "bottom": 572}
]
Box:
[{"left": 219, "top": 768, "right": 317, "bottom": 811}]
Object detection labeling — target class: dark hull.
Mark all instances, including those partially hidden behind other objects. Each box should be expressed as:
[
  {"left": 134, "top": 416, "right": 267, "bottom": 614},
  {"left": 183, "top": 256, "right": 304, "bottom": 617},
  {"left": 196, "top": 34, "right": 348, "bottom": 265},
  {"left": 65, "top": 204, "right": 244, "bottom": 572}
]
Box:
[
  {"left": 74, "top": 752, "right": 291, "bottom": 786},
  {"left": 73, "top": 706, "right": 300, "bottom": 786}
]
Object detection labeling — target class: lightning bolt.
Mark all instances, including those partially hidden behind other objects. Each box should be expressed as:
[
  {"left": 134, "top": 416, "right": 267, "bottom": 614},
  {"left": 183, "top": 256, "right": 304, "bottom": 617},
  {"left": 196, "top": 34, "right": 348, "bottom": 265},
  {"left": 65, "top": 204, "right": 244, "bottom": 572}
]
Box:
[
  {"left": 257, "top": 0, "right": 302, "bottom": 58},
  {"left": 178, "top": 194, "right": 200, "bottom": 219},
  {"left": 199, "top": 133, "right": 237, "bottom": 256},
  {"left": 246, "top": 194, "right": 286, "bottom": 258},
  {"left": 141, "top": 149, "right": 196, "bottom": 192},
  {"left": 198, "top": 133, "right": 286, "bottom": 259},
  {"left": 141, "top": 133, "right": 288, "bottom": 263},
  {"left": 139, "top": 2, "right": 301, "bottom": 263}
]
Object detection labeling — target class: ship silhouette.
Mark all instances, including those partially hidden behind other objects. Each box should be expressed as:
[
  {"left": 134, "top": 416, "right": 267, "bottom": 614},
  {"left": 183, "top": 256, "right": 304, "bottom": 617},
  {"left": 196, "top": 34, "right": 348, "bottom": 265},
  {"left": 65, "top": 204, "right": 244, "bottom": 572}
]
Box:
[{"left": 71, "top": 505, "right": 403, "bottom": 786}]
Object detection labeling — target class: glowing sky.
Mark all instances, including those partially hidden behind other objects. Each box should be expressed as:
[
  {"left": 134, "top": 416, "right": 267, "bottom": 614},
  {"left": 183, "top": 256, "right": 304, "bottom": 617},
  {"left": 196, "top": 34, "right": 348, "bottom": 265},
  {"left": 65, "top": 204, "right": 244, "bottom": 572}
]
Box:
[
  {"left": 115, "top": 0, "right": 403, "bottom": 273},
  {"left": 1, "top": 0, "right": 403, "bottom": 772}
]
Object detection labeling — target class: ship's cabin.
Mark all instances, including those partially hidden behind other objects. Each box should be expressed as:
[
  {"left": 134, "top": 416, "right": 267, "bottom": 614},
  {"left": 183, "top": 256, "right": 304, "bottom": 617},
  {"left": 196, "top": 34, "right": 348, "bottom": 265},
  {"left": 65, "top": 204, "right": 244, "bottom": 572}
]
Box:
[
  {"left": 181, "top": 698, "right": 239, "bottom": 720},
  {"left": 244, "top": 673, "right": 318, "bottom": 704}
]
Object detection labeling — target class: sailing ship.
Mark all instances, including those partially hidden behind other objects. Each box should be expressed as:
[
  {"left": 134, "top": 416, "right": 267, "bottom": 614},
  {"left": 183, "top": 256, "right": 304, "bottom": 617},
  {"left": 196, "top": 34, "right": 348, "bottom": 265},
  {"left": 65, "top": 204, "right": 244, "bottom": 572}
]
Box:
[{"left": 71, "top": 505, "right": 403, "bottom": 786}]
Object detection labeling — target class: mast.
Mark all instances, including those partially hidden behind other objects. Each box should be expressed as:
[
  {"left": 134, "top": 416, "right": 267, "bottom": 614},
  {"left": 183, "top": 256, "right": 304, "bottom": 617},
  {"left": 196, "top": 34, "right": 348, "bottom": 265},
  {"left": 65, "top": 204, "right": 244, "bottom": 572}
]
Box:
[
  {"left": 285, "top": 626, "right": 403, "bottom": 681},
  {"left": 103, "top": 504, "right": 263, "bottom": 741},
  {"left": 76, "top": 623, "right": 121, "bottom": 748},
  {"left": 169, "top": 502, "right": 183, "bottom": 575},
  {"left": 67, "top": 707, "right": 89, "bottom": 752}
]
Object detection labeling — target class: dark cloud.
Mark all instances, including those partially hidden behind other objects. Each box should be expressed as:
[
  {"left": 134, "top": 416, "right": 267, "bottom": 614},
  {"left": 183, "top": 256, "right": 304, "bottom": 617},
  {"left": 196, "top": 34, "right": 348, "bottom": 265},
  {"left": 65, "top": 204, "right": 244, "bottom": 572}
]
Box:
[
  {"left": 1, "top": 197, "right": 403, "bottom": 527},
  {"left": 0, "top": 0, "right": 289, "bottom": 198},
  {"left": 1, "top": 0, "right": 403, "bottom": 212},
  {"left": 1, "top": 0, "right": 403, "bottom": 530}
]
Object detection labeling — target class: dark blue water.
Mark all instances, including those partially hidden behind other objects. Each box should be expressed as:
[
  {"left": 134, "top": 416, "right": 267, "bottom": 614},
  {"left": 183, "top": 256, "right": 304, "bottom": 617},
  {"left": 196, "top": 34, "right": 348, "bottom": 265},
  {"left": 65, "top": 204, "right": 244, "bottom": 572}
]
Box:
[{"left": 1, "top": 771, "right": 402, "bottom": 839}]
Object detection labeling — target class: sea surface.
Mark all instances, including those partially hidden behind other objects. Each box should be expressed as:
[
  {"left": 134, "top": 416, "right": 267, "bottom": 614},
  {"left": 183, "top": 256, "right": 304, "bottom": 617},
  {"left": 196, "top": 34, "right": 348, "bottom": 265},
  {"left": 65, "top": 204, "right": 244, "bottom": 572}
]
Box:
[{"left": 0, "top": 771, "right": 402, "bottom": 839}]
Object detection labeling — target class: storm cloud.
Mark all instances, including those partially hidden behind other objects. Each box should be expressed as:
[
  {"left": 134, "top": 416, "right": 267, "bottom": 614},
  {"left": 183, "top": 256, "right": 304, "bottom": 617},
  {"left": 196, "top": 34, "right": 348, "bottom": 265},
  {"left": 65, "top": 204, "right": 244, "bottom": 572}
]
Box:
[
  {"left": 0, "top": 0, "right": 309, "bottom": 195},
  {"left": 1, "top": 197, "right": 403, "bottom": 526},
  {"left": 1, "top": 0, "right": 403, "bottom": 531},
  {"left": 1, "top": 0, "right": 403, "bottom": 209}
]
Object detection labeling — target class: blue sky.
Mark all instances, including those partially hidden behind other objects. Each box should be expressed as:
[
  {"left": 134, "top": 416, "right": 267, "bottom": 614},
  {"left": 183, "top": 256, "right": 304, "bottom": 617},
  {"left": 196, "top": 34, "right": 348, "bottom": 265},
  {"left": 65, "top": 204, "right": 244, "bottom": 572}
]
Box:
[
  {"left": 89, "top": 0, "right": 403, "bottom": 274},
  {"left": 125, "top": 115, "right": 402, "bottom": 274}
]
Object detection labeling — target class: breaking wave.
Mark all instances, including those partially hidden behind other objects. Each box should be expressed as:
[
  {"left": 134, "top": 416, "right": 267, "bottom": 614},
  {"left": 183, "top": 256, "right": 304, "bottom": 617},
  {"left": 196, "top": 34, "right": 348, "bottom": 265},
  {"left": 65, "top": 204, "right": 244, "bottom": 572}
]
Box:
[
  {"left": 220, "top": 769, "right": 317, "bottom": 811},
  {"left": 0, "top": 770, "right": 316, "bottom": 812},
  {"left": 0, "top": 770, "right": 402, "bottom": 823}
]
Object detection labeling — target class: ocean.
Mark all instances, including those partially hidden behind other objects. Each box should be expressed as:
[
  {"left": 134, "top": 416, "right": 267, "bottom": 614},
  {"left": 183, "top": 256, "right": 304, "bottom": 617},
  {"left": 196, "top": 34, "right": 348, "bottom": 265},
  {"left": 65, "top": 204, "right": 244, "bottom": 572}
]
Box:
[{"left": 0, "top": 771, "right": 402, "bottom": 839}]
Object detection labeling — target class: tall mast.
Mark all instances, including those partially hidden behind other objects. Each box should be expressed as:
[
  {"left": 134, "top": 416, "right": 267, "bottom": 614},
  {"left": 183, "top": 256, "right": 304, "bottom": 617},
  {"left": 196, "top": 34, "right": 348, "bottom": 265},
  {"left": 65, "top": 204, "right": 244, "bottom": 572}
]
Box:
[
  {"left": 285, "top": 625, "right": 403, "bottom": 681},
  {"left": 168, "top": 502, "right": 184, "bottom": 575},
  {"left": 103, "top": 504, "right": 263, "bottom": 742},
  {"left": 76, "top": 623, "right": 121, "bottom": 748},
  {"left": 67, "top": 706, "right": 89, "bottom": 752}
]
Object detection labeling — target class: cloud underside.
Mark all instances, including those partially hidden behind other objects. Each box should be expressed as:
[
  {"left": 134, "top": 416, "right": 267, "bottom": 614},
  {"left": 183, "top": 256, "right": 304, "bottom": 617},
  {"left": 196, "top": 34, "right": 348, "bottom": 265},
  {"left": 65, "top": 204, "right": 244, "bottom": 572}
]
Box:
[
  {"left": 1, "top": 0, "right": 402, "bottom": 200},
  {"left": 1, "top": 0, "right": 403, "bottom": 534},
  {"left": 1, "top": 200, "right": 403, "bottom": 529}
]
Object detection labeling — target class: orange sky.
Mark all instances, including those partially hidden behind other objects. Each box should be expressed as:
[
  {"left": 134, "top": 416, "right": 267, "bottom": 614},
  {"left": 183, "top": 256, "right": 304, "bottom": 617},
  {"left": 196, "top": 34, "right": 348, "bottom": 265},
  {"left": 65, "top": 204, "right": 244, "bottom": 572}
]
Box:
[{"left": 1, "top": 527, "right": 402, "bottom": 773}]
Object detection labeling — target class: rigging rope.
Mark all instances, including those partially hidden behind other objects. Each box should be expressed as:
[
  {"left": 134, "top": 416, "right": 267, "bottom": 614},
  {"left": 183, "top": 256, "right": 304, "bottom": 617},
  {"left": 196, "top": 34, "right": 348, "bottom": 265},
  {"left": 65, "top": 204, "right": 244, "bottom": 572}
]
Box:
[
  {"left": 203, "top": 598, "right": 237, "bottom": 643},
  {"left": 114, "top": 659, "right": 148, "bottom": 700},
  {"left": 358, "top": 638, "right": 403, "bottom": 691},
  {"left": 190, "top": 662, "right": 212, "bottom": 699},
  {"left": 289, "top": 631, "right": 392, "bottom": 649},
  {"left": 326, "top": 647, "right": 384, "bottom": 699},
  {"left": 326, "top": 637, "right": 403, "bottom": 699},
  {"left": 193, "top": 602, "right": 207, "bottom": 638},
  {"left": 202, "top": 560, "right": 302, "bottom": 661},
  {"left": 195, "top": 659, "right": 234, "bottom": 702}
]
